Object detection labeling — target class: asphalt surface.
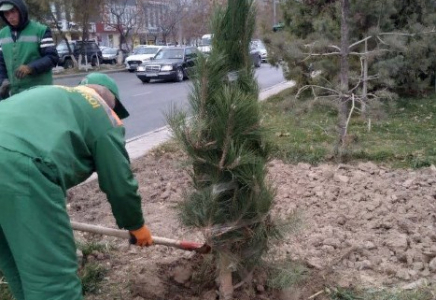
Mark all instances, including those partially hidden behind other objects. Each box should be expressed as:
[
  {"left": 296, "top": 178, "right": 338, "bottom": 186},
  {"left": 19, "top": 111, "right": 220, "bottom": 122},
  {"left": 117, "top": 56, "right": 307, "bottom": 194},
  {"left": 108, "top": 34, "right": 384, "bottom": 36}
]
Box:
[
  {"left": 82, "top": 79, "right": 295, "bottom": 183},
  {"left": 54, "top": 64, "right": 286, "bottom": 139}
]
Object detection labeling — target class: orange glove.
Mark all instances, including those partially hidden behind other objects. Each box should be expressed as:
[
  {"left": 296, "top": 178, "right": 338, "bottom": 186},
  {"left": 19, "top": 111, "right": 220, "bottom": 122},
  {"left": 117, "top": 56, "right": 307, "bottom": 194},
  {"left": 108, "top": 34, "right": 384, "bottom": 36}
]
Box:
[
  {"left": 15, "top": 65, "right": 32, "bottom": 79},
  {"left": 129, "top": 225, "right": 153, "bottom": 247}
]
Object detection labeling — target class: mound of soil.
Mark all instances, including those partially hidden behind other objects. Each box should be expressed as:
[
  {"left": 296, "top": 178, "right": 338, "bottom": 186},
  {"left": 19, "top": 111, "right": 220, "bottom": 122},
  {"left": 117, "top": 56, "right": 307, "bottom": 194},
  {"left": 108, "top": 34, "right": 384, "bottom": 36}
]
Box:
[{"left": 68, "top": 150, "right": 436, "bottom": 299}]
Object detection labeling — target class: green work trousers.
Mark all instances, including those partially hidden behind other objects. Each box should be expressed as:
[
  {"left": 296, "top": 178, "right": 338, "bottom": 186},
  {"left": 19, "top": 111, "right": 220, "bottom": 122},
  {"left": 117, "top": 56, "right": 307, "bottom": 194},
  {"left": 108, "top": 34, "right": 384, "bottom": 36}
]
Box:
[{"left": 0, "top": 147, "right": 82, "bottom": 300}]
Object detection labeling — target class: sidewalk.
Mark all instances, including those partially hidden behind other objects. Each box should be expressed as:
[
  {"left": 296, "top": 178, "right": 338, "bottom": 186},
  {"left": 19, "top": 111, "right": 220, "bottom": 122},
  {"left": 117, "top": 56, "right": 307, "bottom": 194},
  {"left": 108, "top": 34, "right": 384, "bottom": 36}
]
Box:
[{"left": 53, "top": 66, "right": 125, "bottom": 80}]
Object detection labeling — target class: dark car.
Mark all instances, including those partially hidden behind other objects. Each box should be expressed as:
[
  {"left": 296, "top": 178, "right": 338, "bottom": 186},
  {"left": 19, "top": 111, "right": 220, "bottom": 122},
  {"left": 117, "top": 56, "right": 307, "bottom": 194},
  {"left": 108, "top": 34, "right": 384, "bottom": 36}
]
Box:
[
  {"left": 74, "top": 41, "right": 103, "bottom": 66},
  {"left": 56, "top": 40, "right": 103, "bottom": 69},
  {"left": 56, "top": 41, "right": 76, "bottom": 69},
  {"left": 136, "top": 46, "right": 198, "bottom": 83},
  {"left": 101, "top": 47, "right": 128, "bottom": 64}
]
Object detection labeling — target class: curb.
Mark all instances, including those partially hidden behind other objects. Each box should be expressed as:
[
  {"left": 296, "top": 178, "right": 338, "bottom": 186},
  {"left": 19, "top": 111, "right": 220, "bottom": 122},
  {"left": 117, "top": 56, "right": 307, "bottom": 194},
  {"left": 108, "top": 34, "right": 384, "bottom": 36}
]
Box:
[
  {"left": 126, "top": 80, "right": 296, "bottom": 160},
  {"left": 259, "top": 80, "right": 295, "bottom": 101},
  {"left": 81, "top": 80, "right": 295, "bottom": 184},
  {"left": 53, "top": 68, "right": 126, "bottom": 80}
]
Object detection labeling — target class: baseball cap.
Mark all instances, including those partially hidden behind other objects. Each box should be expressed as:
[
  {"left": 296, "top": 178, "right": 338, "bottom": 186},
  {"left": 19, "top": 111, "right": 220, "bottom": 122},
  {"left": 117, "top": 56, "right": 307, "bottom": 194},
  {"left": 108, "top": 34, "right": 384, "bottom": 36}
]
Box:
[
  {"left": 0, "top": 3, "right": 14, "bottom": 11},
  {"left": 79, "top": 72, "right": 129, "bottom": 119}
]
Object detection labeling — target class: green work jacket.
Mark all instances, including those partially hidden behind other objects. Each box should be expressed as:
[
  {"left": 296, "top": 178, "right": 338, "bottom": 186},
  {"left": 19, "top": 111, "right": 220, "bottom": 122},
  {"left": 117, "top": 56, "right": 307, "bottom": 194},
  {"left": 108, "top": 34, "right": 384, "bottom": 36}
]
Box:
[
  {"left": 0, "top": 21, "right": 53, "bottom": 95},
  {"left": 0, "top": 85, "right": 144, "bottom": 230}
]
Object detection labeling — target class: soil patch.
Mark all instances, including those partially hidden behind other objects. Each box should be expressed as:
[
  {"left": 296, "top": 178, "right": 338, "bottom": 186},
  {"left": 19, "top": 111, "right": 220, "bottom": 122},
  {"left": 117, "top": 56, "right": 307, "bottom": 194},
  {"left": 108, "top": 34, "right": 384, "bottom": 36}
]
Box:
[{"left": 68, "top": 150, "right": 436, "bottom": 299}]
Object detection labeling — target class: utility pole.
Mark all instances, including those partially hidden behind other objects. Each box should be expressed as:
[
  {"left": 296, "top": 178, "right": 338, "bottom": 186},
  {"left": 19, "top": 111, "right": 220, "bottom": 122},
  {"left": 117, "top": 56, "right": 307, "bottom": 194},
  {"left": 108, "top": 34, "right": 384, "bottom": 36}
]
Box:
[{"left": 273, "top": 0, "right": 276, "bottom": 26}]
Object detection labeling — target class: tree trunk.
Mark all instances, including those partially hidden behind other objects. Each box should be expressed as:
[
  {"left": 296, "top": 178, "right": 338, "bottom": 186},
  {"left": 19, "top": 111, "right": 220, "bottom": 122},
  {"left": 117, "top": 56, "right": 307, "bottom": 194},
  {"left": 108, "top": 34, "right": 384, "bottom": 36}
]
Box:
[
  {"left": 336, "top": 0, "right": 350, "bottom": 154},
  {"left": 218, "top": 255, "right": 234, "bottom": 300},
  {"left": 361, "top": 38, "right": 368, "bottom": 120}
]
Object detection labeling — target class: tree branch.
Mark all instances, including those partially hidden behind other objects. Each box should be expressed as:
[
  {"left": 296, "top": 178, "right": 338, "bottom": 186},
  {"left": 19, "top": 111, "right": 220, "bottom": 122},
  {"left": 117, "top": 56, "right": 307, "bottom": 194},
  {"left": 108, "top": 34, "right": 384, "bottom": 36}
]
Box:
[
  {"left": 296, "top": 85, "right": 340, "bottom": 98},
  {"left": 348, "top": 36, "right": 372, "bottom": 50}
]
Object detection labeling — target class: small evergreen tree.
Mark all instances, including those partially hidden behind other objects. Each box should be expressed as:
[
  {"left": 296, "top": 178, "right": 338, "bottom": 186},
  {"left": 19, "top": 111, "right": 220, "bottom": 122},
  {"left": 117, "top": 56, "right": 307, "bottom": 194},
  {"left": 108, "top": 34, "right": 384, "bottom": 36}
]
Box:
[{"left": 167, "top": 1, "right": 277, "bottom": 299}]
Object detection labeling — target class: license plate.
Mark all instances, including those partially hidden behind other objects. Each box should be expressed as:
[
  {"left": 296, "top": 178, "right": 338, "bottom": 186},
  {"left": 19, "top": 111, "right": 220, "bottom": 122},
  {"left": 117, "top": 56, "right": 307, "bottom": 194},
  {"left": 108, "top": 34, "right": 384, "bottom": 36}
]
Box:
[
  {"left": 146, "top": 73, "right": 158, "bottom": 77},
  {"left": 130, "top": 64, "right": 138, "bottom": 68}
]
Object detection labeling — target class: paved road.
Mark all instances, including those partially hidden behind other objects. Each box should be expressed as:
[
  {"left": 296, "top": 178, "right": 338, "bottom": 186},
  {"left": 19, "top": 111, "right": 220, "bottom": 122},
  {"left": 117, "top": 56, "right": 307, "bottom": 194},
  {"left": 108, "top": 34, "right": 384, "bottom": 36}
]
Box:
[{"left": 54, "top": 64, "right": 285, "bottom": 139}]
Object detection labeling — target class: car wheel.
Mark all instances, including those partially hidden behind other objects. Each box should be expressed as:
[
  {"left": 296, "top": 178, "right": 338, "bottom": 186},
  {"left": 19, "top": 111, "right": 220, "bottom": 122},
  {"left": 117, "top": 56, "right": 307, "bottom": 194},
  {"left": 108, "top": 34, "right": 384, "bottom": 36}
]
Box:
[
  {"left": 175, "top": 68, "right": 184, "bottom": 82},
  {"left": 91, "top": 56, "right": 98, "bottom": 66},
  {"left": 64, "top": 58, "right": 73, "bottom": 69},
  {"left": 141, "top": 78, "right": 150, "bottom": 83},
  {"left": 254, "top": 56, "right": 261, "bottom": 68}
]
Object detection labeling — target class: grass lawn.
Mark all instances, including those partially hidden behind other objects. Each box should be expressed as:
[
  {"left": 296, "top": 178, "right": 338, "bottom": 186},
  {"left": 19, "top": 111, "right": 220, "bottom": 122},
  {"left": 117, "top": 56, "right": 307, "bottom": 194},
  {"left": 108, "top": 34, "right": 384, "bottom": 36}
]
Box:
[{"left": 262, "top": 89, "right": 436, "bottom": 169}]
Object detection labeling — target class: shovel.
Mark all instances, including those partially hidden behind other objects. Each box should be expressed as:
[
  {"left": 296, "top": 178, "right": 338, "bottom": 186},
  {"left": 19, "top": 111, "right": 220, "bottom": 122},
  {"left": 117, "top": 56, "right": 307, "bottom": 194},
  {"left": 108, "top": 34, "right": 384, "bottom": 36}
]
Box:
[{"left": 71, "top": 221, "right": 211, "bottom": 254}]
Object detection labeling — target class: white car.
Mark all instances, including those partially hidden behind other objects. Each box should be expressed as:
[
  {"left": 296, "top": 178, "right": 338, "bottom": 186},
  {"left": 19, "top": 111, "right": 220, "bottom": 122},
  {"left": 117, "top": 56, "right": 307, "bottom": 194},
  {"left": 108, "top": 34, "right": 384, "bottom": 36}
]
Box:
[
  {"left": 250, "top": 39, "right": 268, "bottom": 63},
  {"left": 198, "top": 34, "right": 212, "bottom": 54},
  {"left": 125, "top": 45, "right": 162, "bottom": 72}
]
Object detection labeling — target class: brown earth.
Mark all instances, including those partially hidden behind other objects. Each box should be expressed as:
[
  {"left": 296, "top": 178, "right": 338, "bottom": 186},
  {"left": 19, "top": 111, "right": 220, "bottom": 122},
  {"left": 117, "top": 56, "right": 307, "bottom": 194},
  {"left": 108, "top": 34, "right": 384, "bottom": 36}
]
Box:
[{"left": 68, "top": 148, "right": 436, "bottom": 300}]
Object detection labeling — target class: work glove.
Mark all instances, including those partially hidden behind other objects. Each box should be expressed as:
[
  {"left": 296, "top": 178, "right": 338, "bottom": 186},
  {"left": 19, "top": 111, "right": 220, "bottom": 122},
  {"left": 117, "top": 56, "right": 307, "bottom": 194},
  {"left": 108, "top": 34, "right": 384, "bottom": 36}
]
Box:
[
  {"left": 129, "top": 225, "right": 153, "bottom": 247},
  {"left": 15, "top": 65, "right": 32, "bottom": 79},
  {"left": 0, "top": 79, "right": 10, "bottom": 99}
]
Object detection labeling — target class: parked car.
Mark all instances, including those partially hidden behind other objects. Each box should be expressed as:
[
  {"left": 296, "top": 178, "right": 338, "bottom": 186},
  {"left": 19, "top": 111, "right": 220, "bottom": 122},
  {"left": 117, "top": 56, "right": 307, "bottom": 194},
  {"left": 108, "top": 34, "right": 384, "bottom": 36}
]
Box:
[
  {"left": 197, "top": 34, "right": 261, "bottom": 68},
  {"left": 250, "top": 39, "right": 268, "bottom": 63},
  {"left": 136, "top": 46, "right": 198, "bottom": 83},
  {"left": 198, "top": 34, "right": 212, "bottom": 54},
  {"left": 56, "top": 41, "right": 76, "bottom": 69},
  {"left": 99, "top": 45, "right": 110, "bottom": 52},
  {"left": 125, "top": 45, "right": 162, "bottom": 72},
  {"left": 74, "top": 40, "right": 103, "bottom": 66},
  {"left": 101, "top": 47, "right": 128, "bottom": 64},
  {"left": 56, "top": 40, "right": 103, "bottom": 69}
]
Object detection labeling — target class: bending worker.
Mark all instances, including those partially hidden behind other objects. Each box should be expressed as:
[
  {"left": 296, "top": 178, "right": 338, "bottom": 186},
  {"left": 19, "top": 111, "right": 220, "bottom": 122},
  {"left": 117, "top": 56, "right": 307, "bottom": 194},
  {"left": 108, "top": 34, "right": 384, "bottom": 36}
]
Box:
[{"left": 0, "top": 72, "right": 152, "bottom": 300}]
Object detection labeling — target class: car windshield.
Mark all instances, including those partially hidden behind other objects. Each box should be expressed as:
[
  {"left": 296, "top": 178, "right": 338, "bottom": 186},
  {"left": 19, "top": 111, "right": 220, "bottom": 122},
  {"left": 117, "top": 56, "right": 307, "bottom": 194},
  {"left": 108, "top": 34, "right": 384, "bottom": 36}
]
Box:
[
  {"left": 154, "top": 49, "right": 184, "bottom": 60},
  {"left": 200, "top": 37, "right": 211, "bottom": 46},
  {"left": 133, "top": 47, "right": 159, "bottom": 55},
  {"left": 56, "top": 43, "right": 71, "bottom": 51},
  {"left": 250, "top": 40, "right": 266, "bottom": 50},
  {"left": 103, "top": 48, "right": 117, "bottom": 54}
]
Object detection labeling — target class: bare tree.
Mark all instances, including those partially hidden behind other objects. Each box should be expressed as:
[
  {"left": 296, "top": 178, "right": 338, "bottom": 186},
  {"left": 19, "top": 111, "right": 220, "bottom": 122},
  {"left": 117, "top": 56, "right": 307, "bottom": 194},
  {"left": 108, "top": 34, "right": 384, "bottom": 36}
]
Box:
[
  {"left": 155, "top": 0, "right": 190, "bottom": 44},
  {"left": 180, "top": 0, "right": 213, "bottom": 44},
  {"left": 104, "top": 0, "right": 145, "bottom": 52},
  {"left": 72, "top": 0, "right": 104, "bottom": 68},
  {"left": 51, "top": 1, "right": 77, "bottom": 60},
  {"left": 72, "top": 0, "right": 104, "bottom": 41},
  {"left": 336, "top": 0, "right": 350, "bottom": 153}
]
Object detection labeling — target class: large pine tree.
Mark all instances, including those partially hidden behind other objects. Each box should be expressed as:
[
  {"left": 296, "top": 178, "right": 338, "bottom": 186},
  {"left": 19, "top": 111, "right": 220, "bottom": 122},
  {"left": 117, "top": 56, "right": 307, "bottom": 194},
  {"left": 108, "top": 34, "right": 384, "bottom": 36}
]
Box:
[
  {"left": 264, "top": 0, "right": 436, "bottom": 154},
  {"left": 271, "top": 0, "right": 436, "bottom": 96},
  {"left": 167, "top": 1, "right": 277, "bottom": 299}
]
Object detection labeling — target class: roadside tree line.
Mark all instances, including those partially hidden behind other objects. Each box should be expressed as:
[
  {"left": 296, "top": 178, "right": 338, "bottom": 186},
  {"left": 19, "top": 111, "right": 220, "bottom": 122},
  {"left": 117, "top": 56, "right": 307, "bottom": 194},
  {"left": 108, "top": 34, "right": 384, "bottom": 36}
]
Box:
[{"left": 23, "top": 0, "right": 274, "bottom": 51}]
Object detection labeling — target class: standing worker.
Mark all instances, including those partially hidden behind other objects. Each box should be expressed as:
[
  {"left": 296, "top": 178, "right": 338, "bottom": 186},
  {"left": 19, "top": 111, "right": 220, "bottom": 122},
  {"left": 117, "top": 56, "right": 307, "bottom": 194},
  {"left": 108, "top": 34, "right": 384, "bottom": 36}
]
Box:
[
  {"left": 0, "top": 73, "right": 153, "bottom": 300},
  {"left": 0, "top": 0, "right": 59, "bottom": 99}
]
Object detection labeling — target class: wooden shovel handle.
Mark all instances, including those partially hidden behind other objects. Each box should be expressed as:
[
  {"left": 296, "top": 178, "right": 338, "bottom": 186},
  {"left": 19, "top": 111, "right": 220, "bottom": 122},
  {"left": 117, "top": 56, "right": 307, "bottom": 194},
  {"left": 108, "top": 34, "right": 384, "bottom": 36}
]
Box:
[{"left": 70, "top": 221, "right": 211, "bottom": 254}]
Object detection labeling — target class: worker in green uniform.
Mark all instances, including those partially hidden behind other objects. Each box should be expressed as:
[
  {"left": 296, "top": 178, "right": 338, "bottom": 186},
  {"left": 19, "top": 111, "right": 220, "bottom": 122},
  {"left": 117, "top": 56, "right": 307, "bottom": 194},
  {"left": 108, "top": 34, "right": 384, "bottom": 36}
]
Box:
[{"left": 0, "top": 72, "right": 152, "bottom": 300}]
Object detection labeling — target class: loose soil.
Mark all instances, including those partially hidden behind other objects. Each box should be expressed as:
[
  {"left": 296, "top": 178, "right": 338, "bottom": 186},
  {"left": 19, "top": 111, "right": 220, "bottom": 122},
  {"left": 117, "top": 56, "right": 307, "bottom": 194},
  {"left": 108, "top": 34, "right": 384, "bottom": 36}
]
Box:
[{"left": 68, "top": 148, "right": 436, "bottom": 300}]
